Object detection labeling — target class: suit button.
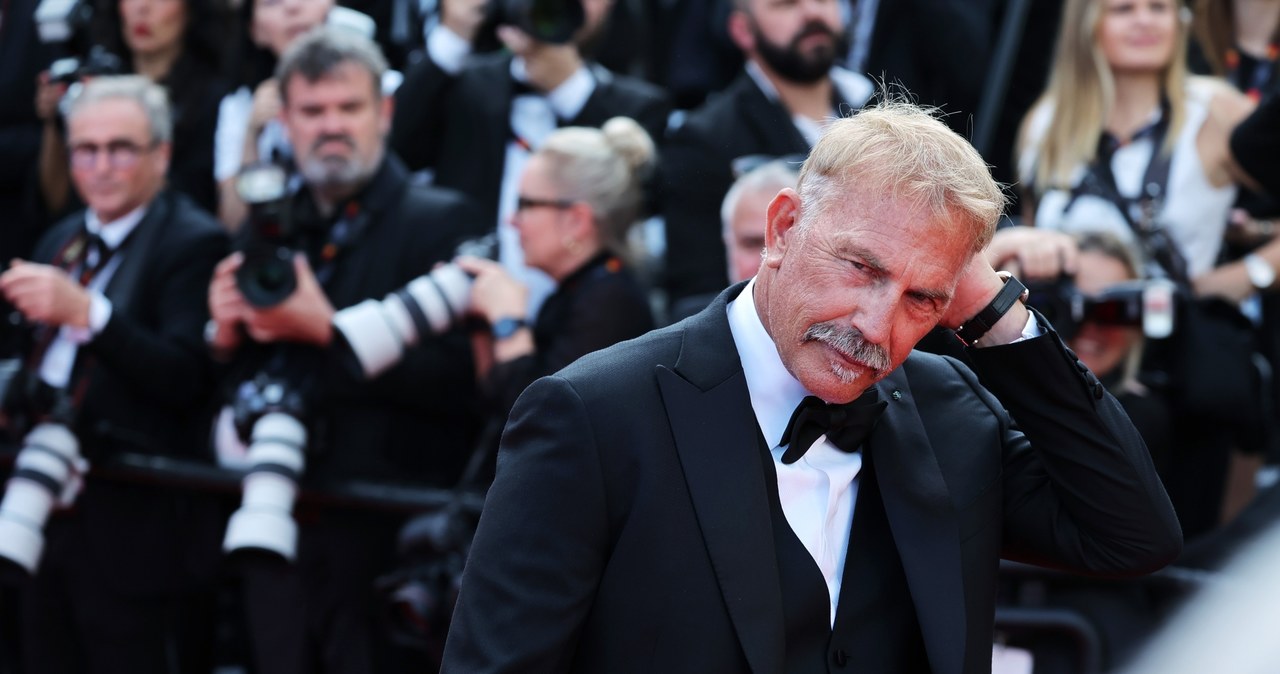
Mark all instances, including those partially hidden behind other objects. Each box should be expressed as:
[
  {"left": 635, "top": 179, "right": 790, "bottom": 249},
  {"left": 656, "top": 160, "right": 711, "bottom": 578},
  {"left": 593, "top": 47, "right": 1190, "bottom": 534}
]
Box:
[
  {"left": 832, "top": 649, "right": 849, "bottom": 667},
  {"left": 1093, "top": 382, "right": 1105, "bottom": 400}
]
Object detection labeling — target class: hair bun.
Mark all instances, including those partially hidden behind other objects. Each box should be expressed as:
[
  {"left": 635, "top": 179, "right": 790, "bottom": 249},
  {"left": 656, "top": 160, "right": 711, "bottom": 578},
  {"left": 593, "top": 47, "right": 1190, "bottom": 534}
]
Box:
[{"left": 601, "top": 117, "right": 655, "bottom": 179}]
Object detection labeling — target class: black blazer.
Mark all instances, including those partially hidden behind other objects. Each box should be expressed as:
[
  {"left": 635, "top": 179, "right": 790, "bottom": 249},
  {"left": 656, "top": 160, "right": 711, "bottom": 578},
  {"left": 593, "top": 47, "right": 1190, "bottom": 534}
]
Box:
[
  {"left": 28, "top": 190, "right": 229, "bottom": 596},
  {"left": 659, "top": 72, "right": 825, "bottom": 309},
  {"left": 390, "top": 52, "right": 671, "bottom": 227},
  {"left": 483, "top": 252, "right": 654, "bottom": 419},
  {"left": 442, "top": 282, "right": 1181, "bottom": 674}
]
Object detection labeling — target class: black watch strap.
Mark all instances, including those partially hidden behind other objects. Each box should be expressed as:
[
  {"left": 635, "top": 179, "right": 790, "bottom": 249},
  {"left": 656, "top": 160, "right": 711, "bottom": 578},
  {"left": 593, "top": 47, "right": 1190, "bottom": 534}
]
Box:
[{"left": 954, "top": 273, "right": 1029, "bottom": 346}]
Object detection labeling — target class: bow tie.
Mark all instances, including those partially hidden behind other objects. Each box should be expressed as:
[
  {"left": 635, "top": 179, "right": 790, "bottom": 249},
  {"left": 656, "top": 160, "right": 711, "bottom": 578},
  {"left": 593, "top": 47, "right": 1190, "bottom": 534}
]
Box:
[{"left": 779, "top": 390, "right": 888, "bottom": 464}]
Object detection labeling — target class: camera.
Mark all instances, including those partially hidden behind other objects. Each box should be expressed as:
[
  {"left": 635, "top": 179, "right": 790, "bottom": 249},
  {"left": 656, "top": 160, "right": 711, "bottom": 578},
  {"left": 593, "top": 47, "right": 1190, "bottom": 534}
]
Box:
[
  {"left": 235, "top": 163, "right": 302, "bottom": 308},
  {"left": 333, "top": 235, "right": 497, "bottom": 379},
  {"left": 34, "top": 0, "right": 93, "bottom": 48},
  {"left": 1026, "top": 277, "right": 1177, "bottom": 342},
  {"left": 489, "top": 0, "right": 584, "bottom": 45},
  {"left": 221, "top": 372, "right": 309, "bottom": 562},
  {"left": 48, "top": 46, "right": 125, "bottom": 86},
  {"left": 0, "top": 376, "right": 88, "bottom": 575}
]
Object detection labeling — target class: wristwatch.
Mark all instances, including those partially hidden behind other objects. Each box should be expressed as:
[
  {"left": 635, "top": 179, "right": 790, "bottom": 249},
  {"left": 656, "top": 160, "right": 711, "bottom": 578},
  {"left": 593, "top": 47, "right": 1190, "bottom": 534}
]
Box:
[
  {"left": 954, "top": 272, "right": 1029, "bottom": 346},
  {"left": 1243, "top": 253, "right": 1275, "bottom": 290},
  {"left": 491, "top": 317, "right": 528, "bottom": 340}
]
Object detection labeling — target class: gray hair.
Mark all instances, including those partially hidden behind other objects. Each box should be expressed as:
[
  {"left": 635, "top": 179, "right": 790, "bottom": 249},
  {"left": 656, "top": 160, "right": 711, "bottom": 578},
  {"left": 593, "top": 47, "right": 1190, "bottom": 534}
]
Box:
[
  {"left": 798, "top": 97, "right": 1006, "bottom": 254},
  {"left": 63, "top": 75, "right": 172, "bottom": 144},
  {"left": 720, "top": 159, "right": 800, "bottom": 238},
  {"left": 276, "top": 26, "right": 388, "bottom": 104},
  {"left": 537, "top": 116, "right": 656, "bottom": 256}
]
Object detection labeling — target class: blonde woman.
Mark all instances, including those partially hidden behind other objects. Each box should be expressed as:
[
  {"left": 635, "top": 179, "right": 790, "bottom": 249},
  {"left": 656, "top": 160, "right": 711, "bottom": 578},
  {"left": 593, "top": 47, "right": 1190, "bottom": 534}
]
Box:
[{"left": 1017, "top": 0, "right": 1272, "bottom": 302}]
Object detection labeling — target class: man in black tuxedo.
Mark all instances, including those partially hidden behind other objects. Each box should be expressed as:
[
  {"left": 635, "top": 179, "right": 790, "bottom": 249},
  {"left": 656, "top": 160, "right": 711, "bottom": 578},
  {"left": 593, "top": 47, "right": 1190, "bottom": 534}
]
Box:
[
  {"left": 0, "top": 75, "right": 228, "bottom": 673},
  {"left": 442, "top": 100, "right": 1182, "bottom": 674},
  {"left": 206, "top": 28, "right": 483, "bottom": 673}
]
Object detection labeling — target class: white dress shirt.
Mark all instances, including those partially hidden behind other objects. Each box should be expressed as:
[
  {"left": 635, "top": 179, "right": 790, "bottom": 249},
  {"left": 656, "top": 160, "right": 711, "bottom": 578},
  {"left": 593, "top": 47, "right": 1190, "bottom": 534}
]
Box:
[{"left": 727, "top": 279, "right": 864, "bottom": 626}]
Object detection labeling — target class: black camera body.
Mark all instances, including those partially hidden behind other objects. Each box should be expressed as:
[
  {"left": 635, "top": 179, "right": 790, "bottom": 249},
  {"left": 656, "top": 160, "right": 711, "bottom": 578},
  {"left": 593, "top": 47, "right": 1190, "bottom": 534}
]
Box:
[
  {"left": 48, "top": 46, "right": 125, "bottom": 86},
  {"left": 235, "top": 163, "right": 305, "bottom": 308},
  {"left": 1026, "top": 277, "right": 1176, "bottom": 342},
  {"left": 490, "top": 0, "right": 584, "bottom": 45}
]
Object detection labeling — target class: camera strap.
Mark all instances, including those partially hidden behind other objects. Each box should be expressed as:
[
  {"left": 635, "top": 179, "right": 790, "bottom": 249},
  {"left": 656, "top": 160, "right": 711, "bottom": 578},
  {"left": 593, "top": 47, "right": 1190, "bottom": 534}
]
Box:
[{"left": 1064, "top": 99, "right": 1191, "bottom": 285}]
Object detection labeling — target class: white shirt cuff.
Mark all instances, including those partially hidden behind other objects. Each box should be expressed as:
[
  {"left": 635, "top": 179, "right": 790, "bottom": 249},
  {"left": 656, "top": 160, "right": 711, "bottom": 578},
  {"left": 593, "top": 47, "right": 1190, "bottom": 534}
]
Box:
[
  {"left": 1015, "top": 312, "right": 1042, "bottom": 343},
  {"left": 87, "top": 291, "right": 112, "bottom": 337},
  {"left": 427, "top": 25, "right": 472, "bottom": 76}
]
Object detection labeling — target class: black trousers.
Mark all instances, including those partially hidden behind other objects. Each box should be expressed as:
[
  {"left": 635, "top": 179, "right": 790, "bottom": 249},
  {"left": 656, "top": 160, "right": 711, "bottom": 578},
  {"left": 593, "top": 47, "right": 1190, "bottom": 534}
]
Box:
[
  {"left": 20, "top": 515, "right": 217, "bottom": 674},
  {"left": 237, "top": 509, "right": 432, "bottom": 674}
]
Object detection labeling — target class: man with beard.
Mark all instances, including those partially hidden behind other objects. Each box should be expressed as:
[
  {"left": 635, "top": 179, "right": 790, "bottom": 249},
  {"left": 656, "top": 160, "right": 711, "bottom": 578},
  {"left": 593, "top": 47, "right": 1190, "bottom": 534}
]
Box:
[
  {"left": 207, "top": 28, "right": 484, "bottom": 673},
  {"left": 660, "top": 0, "right": 873, "bottom": 321},
  {"left": 440, "top": 100, "right": 1181, "bottom": 674}
]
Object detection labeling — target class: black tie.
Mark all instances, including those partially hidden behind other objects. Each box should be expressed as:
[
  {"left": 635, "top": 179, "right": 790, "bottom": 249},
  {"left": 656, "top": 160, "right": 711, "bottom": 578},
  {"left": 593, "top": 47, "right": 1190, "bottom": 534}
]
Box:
[{"left": 779, "top": 390, "right": 887, "bottom": 464}]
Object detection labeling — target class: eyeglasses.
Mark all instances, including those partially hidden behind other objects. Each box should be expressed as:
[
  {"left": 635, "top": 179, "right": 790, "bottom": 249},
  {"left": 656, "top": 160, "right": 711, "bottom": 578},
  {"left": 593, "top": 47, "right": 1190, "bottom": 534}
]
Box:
[
  {"left": 730, "top": 153, "right": 808, "bottom": 179},
  {"left": 68, "top": 140, "right": 155, "bottom": 170},
  {"left": 515, "top": 195, "right": 575, "bottom": 212}
]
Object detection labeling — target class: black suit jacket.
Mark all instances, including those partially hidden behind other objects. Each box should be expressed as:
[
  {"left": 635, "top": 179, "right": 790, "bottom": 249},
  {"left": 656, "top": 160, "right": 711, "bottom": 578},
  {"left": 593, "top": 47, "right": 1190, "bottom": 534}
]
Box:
[
  {"left": 442, "top": 282, "right": 1181, "bottom": 674},
  {"left": 660, "top": 72, "right": 835, "bottom": 309},
  {"left": 390, "top": 52, "right": 671, "bottom": 227},
  {"left": 28, "top": 190, "right": 229, "bottom": 596}
]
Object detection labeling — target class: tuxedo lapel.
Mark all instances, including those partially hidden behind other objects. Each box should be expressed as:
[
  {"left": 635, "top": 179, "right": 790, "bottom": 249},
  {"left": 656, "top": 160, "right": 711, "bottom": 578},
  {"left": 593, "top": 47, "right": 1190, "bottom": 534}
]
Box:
[
  {"left": 101, "top": 191, "right": 170, "bottom": 317},
  {"left": 867, "top": 364, "right": 966, "bottom": 674},
  {"left": 736, "top": 74, "right": 811, "bottom": 155},
  {"left": 656, "top": 283, "right": 785, "bottom": 674}
]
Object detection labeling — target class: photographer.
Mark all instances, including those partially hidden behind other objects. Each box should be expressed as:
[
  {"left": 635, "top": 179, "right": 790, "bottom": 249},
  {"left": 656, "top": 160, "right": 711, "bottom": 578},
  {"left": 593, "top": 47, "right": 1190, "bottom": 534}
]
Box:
[
  {"left": 206, "top": 27, "right": 484, "bottom": 673},
  {"left": 0, "top": 75, "right": 228, "bottom": 674},
  {"left": 389, "top": 0, "right": 669, "bottom": 316},
  {"left": 34, "top": 0, "right": 234, "bottom": 219}
]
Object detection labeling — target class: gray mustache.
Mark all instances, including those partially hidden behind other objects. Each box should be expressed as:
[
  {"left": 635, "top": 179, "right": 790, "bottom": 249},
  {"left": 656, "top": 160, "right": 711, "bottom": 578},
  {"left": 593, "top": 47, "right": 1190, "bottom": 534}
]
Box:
[{"left": 803, "top": 322, "right": 891, "bottom": 374}]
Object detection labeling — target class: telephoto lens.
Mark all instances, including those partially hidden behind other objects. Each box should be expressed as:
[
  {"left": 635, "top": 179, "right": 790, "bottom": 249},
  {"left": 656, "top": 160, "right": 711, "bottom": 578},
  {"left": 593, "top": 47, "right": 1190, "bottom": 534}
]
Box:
[
  {"left": 222, "top": 412, "right": 307, "bottom": 561},
  {"left": 0, "top": 423, "right": 87, "bottom": 573}
]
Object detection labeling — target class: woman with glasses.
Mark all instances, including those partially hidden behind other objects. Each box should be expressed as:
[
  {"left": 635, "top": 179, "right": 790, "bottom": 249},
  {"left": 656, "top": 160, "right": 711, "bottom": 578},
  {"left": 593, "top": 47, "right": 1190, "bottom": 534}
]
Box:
[
  {"left": 456, "top": 116, "right": 657, "bottom": 428},
  {"left": 35, "top": 0, "right": 233, "bottom": 218}
]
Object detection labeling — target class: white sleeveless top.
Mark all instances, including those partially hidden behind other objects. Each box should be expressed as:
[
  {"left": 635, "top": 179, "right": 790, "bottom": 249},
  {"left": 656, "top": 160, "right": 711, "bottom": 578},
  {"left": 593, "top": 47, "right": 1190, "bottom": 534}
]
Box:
[{"left": 1019, "top": 78, "right": 1236, "bottom": 279}]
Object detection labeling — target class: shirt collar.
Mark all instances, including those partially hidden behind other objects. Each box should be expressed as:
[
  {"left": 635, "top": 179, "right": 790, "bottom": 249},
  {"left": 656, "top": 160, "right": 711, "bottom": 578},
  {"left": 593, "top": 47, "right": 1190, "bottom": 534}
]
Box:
[
  {"left": 510, "top": 57, "right": 596, "bottom": 122},
  {"left": 727, "top": 278, "right": 812, "bottom": 448},
  {"left": 86, "top": 203, "right": 148, "bottom": 250}
]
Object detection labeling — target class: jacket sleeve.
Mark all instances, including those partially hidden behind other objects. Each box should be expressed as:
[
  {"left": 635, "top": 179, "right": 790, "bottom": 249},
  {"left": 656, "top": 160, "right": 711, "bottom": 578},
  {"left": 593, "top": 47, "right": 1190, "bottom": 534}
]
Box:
[
  {"left": 85, "top": 226, "right": 229, "bottom": 412},
  {"left": 441, "top": 375, "right": 610, "bottom": 673},
  {"left": 964, "top": 331, "right": 1183, "bottom": 575}
]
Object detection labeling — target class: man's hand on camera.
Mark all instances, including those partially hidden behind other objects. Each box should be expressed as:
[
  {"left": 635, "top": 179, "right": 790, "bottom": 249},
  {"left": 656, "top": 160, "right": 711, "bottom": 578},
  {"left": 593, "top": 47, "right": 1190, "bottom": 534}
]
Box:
[
  {"left": 985, "top": 226, "right": 1078, "bottom": 281},
  {"left": 208, "top": 252, "right": 250, "bottom": 353},
  {"left": 455, "top": 256, "right": 528, "bottom": 325},
  {"left": 0, "top": 259, "right": 91, "bottom": 328},
  {"left": 243, "top": 254, "right": 335, "bottom": 347}
]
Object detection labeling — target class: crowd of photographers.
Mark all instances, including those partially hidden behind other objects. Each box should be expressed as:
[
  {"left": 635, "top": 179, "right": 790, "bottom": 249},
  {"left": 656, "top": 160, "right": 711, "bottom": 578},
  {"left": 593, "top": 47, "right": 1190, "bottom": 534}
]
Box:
[{"left": 0, "top": 0, "right": 1279, "bottom": 671}]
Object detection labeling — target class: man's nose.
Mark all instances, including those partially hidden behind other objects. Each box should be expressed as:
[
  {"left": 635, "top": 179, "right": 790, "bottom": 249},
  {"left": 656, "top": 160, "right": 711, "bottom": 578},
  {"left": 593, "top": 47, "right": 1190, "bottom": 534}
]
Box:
[{"left": 852, "top": 294, "right": 896, "bottom": 346}]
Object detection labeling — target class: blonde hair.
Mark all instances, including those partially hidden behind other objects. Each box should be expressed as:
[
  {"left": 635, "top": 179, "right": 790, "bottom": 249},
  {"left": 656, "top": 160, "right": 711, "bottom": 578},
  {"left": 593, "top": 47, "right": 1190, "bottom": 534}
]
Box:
[
  {"left": 1024, "top": 0, "right": 1190, "bottom": 194},
  {"left": 798, "top": 98, "right": 1006, "bottom": 254},
  {"left": 537, "top": 117, "right": 656, "bottom": 256}
]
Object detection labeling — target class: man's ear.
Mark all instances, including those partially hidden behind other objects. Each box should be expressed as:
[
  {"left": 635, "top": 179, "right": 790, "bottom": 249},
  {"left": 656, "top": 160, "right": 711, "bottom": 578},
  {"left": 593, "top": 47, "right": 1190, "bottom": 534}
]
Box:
[
  {"left": 727, "top": 10, "right": 755, "bottom": 54},
  {"left": 379, "top": 93, "right": 394, "bottom": 136},
  {"left": 763, "top": 188, "right": 801, "bottom": 269}
]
